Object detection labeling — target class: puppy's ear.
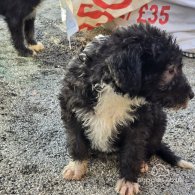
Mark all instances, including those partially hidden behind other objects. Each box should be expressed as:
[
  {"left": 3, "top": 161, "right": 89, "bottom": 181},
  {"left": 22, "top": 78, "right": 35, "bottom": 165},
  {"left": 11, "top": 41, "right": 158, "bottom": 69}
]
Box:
[
  {"left": 151, "top": 37, "right": 175, "bottom": 64},
  {"left": 106, "top": 48, "right": 142, "bottom": 95}
]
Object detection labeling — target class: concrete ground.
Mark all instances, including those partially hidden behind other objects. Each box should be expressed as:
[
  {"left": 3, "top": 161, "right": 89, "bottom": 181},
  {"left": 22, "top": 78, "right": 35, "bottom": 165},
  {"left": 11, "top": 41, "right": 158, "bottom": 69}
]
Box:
[{"left": 0, "top": 0, "right": 195, "bottom": 194}]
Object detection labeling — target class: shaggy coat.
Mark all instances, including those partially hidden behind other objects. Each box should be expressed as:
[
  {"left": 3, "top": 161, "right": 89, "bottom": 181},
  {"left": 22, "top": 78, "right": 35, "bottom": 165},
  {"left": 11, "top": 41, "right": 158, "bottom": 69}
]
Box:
[
  {"left": 59, "top": 24, "right": 194, "bottom": 195},
  {"left": 0, "top": 0, "right": 44, "bottom": 56}
]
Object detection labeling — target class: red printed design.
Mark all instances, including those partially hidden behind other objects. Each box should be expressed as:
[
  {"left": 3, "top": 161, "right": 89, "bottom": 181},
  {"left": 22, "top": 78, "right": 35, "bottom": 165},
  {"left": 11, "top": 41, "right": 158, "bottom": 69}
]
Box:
[
  {"left": 159, "top": 6, "right": 170, "bottom": 24},
  {"left": 148, "top": 4, "right": 158, "bottom": 24},
  {"left": 137, "top": 4, "right": 148, "bottom": 23},
  {"left": 137, "top": 4, "right": 171, "bottom": 25},
  {"left": 120, "top": 12, "right": 131, "bottom": 20},
  {"left": 93, "top": 0, "right": 132, "bottom": 10},
  {"left": 77, "top": 1, "right": 171, "bottom": 31},
  {"left": 78, "top": 3, "right": 115, "bottom": 30},
  {"left": 77, "top": 0, "right": 133, "bottom": 30}
]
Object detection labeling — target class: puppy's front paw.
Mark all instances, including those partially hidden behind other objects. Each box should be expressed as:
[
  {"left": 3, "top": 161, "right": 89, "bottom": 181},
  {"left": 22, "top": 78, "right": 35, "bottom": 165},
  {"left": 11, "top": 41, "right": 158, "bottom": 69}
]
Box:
[
  {"left": 140, "top": 161, "right": 149, "bottom": 173},
  {"left": 115, "top": 178, "right": 140, "bottom": 195},
  {"left": 62, "top": 160, "right": 88, "bottom": 180},
  {"left": 18, "top": 48, "right": 36, "bottom": 57},
  {"left": 29, "top": 42, "right": 44, "bottom": 52},
  {"left": 177, "top": 160, "right": 195, "bottom": 169}
]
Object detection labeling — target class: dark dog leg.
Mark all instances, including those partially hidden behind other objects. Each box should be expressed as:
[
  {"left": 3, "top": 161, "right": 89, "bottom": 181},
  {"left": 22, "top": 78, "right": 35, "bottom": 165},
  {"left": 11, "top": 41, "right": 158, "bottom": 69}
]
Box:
[
  {"left": 62, "top": 114, "right": 89, "bottom": 180},
  {"left": 156, "top": 142, "right": 194, "bottom": 169},
  {"left": 25, "top": 17, "right": 37, "bottom": 45},
  {"left": 116, "top": 126, "right": 147, "bottom": 195},
  {"left": 25, "top": 16, "right": 44, "bottom": 52},
  {"left": 143, "top": 115, "right": 166, "bottom": 171},
  {"left": 147, "top": 110, "right": 194, "bottom": 169},
  {"left": 6, "top": 17, "right": 34, "bottom": 56}
]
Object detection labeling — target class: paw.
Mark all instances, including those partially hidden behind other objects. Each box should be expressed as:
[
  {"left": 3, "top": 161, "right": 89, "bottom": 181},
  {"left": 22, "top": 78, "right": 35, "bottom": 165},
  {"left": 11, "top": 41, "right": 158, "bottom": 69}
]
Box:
[
  {"left": 115, "top": 178, "right": 140, "bottom": 195},
  {"left": 177, "top": 160, "right": 195, "bottom": 169},
  {"left": 140, "top": 161, "right": 149, "bottom": 173},
  {"left": 18, "top": 48, "right": 36, "bottom": 57},
  {"left": 62, "top": 160, "right": 88, "bottom": 180},
  {"left": 29, "top": 42, "right": 44, "bottom": 52}
]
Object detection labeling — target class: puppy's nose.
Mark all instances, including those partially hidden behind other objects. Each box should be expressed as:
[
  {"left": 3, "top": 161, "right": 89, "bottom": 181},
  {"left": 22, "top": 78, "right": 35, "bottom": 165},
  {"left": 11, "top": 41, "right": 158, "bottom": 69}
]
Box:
[{"left": 189, "top": 91, "right": 194, "bottom": 99}]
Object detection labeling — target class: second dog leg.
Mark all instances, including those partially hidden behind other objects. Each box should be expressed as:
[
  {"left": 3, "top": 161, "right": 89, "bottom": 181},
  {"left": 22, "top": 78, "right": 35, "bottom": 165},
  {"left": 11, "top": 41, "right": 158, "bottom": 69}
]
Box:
[{"left": 6, "top": 17, "right": 34, "bottom": 56}]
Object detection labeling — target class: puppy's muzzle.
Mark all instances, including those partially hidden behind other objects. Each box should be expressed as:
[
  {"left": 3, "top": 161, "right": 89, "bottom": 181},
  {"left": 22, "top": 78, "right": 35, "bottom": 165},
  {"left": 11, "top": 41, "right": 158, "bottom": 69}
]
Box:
[{"left": 180, "top": 90, "right": 194, "bottom": 109}]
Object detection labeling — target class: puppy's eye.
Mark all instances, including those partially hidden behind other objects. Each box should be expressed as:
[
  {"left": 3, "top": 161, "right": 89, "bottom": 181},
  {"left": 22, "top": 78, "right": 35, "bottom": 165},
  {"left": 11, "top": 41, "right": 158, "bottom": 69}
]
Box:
[
  {"left": 160, "top": 67, "right": 176, "bottom": 86},
  {"left": 168, "top": 69, "right": 175, "bottom": 74}
]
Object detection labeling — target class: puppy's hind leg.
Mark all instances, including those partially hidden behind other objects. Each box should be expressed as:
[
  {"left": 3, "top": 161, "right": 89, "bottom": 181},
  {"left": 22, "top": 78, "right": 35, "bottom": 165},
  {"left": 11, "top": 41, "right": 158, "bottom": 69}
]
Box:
[
  {"left": 156, "top": 142, "right": 195, "bottom": 169},
  {"left": 25, "top": 15, "right": 44, "bottom": 53},
  {"left": 62, "top": 115, "right": 89, "bottom": 180},
  {"left": 6, "top": 17, "right": 35, "bottom": 56}
]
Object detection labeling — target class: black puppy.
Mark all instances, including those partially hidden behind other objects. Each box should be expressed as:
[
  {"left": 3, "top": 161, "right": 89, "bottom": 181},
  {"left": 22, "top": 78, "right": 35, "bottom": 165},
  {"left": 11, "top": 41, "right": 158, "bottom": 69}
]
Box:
[
  {"left": 0, "top": 0, "right": 44, "bottom": 56},
  {"left": 59, "top": 24, "right": 194, "bottom": 195}
]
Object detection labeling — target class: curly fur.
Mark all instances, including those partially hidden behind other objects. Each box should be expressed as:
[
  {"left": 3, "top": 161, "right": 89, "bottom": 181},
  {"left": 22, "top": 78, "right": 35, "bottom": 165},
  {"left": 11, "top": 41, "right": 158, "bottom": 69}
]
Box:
[
  {"left": 59, "top": 24, "right": 194, "bottom": 193},
  {"left": 73, "top": 83, "right": 146, "bottom": 152},
  {"left": 0, "top": 0, "right": 43, "bottom": 56}
]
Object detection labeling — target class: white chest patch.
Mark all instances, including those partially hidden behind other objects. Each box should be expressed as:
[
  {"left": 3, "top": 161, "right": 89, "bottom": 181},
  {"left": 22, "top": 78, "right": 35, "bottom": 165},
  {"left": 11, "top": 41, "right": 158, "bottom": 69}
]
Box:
[{"left": 74, "top": 84, "right": 146, "bottom": 152}]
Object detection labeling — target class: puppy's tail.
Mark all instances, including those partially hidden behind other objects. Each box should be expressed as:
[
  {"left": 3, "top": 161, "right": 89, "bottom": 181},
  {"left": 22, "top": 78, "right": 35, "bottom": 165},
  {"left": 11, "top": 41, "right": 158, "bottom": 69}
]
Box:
[{"left": 156, "top": 142, "right": 195, "bottom": 169}]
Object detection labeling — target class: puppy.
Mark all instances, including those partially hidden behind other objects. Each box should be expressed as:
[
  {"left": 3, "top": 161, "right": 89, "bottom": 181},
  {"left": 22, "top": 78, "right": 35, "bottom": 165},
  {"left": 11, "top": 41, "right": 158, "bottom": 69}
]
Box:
[
  {"left": 59, "top": 24, "right": 194, "bottom": 195},
  {"left": 0, "top": 0, "right": 44, "bottom": 56}
]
